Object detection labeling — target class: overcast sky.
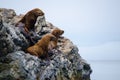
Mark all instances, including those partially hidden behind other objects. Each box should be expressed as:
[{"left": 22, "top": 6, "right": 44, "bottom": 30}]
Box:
[{"left": 0, "top": 0, "right": 120, "bottom": 60}]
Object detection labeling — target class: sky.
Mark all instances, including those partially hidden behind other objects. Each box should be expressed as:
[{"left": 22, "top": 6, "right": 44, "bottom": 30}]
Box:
[{"left": 0, "top": 0, "right": 120, "bottom": 60}]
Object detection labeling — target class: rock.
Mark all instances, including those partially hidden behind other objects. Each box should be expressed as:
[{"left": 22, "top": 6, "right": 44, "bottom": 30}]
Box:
[
  {"left": 9, "top": 14, "right": 24, "bottom": 25},
  {"left": 0, "top": 8, "right": 92, "bottom": 80},
  {"left": 0, "top": 19, "right": 29, "bottom": 56},
  {"left": 0, "top": 8, "right": 16, "bottom": 23},
  {"left": 0, "top": 15, "right": 3, "bottom": 29}
]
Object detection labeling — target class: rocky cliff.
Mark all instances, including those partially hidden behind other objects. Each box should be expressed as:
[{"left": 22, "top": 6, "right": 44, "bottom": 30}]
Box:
[{"left": 0, "top": 8, "right": 92, "bottom": 80}]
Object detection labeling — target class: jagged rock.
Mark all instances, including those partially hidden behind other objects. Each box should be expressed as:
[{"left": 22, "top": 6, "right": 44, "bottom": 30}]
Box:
[
  {"left": 0, "top": 8, "right": 92, "bottom": 80},
  {"left": 0, "top": 15, "right": 3, "bottom": 29},
  {"left": 9, "top": 14, "right": 24, "bottom": 25},
  {"left": 0, "top": 18, "right": 29, "bottom": 56},
  {"left": 0, "top": 8, "right": 16, "bottom": 23}
]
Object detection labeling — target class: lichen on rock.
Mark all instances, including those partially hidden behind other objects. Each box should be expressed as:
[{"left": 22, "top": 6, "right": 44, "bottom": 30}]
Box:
[{"left": 0, "top": 8, "right": 92, "bottom": 80}]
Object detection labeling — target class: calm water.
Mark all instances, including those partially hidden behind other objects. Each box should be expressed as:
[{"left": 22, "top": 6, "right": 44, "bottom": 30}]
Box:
[{"left": 89, "top": 60, "right": 120, "bottom": 80}]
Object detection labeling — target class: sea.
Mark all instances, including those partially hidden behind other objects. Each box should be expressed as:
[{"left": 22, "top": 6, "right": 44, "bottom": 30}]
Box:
[{"left": 89, "top": 60, "right": 120, "bottom": 80}]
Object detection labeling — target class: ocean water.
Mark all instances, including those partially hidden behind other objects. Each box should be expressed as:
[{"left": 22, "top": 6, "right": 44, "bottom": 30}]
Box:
[{"left": 89, "top": 60, "right": 120, "bottom": 80}]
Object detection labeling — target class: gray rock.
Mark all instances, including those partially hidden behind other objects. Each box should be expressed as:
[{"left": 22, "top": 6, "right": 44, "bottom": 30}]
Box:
[
  {"left": 0, "top": 8, "right": 16, "bottom": 23},
  {"left": 0, "top": 8, "right": 92, "bottom": 80},
  {"left": 0, "top": 15, "right": 3, "bottom": 30},
  {"left": 0, "top": 20, "right": 29, "bottom": 56}
]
